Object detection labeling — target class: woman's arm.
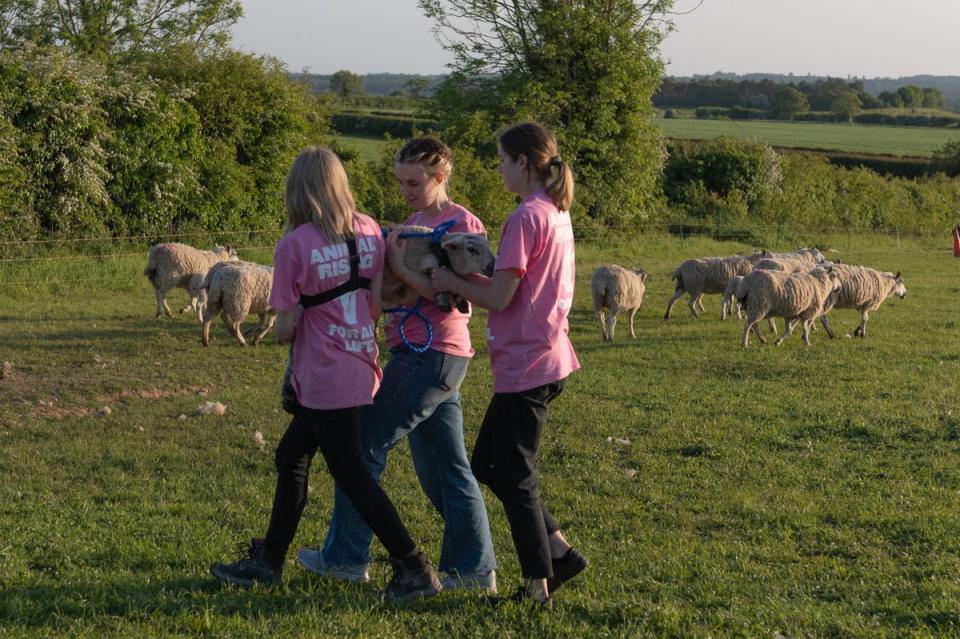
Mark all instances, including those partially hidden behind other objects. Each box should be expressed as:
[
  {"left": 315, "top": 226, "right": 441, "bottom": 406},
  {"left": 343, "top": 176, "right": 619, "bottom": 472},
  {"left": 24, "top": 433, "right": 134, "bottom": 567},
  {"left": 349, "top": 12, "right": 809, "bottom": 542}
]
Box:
[
  {"left": 275, "top": 306, "right": 302, "bottom": 344},
  {"left": 385, "top": 228, "right": 435, "bottom": 300},
  {"left": 369, "top": 268, "right": 384, "bottom": 320},
  {"left": 430, "top": 267, "right": 521, "bottom": 313}
]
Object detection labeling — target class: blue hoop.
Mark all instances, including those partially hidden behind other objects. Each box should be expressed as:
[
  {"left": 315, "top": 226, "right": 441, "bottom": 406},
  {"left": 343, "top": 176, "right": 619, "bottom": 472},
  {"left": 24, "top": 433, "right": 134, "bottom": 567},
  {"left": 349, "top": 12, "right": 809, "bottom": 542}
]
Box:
[{"left": 383, "top": 297, "right": 433, "bottom": 353}]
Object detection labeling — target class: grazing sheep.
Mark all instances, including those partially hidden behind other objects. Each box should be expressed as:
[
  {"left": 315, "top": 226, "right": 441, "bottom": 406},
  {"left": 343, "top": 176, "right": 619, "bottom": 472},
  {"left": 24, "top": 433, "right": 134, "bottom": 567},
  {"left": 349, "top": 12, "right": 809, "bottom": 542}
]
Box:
[
  {"left": 591, "top": 265, "right": 648, "bottom": 341},
  {"left": 201, "top": 262, "right": 275, "bottom": 347},
  {"left": 738, "top": 266, "right": 841, "bottom": 347},
  {"left": 384, "top": 225, "right": 495, "bottom": 312},
  {"left": 664, "top": 255, "right": 754, "bottom": 319},
  {"left": 819, "top": 265, "right": 907, "bottom": 338},
  {"left": 144, "top": 243, "right": 238, "bottom": 318}
]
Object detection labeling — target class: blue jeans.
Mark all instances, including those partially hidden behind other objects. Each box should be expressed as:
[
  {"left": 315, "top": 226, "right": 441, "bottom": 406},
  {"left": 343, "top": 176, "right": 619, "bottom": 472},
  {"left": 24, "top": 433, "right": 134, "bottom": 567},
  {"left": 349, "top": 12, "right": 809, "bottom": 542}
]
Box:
[{"left": 321, "top": 348, "right": 497, "bottom": 575}]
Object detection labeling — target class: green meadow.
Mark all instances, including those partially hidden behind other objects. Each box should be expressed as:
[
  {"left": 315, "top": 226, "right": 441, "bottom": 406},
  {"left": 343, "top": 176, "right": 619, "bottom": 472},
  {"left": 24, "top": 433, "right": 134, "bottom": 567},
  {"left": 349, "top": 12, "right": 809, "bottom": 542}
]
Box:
[
  {"left": 1, "top": 233, "right": 958, "bottom": 637},
  {"left": 654, "top": 117, "right": 960, "bottom": 157}
]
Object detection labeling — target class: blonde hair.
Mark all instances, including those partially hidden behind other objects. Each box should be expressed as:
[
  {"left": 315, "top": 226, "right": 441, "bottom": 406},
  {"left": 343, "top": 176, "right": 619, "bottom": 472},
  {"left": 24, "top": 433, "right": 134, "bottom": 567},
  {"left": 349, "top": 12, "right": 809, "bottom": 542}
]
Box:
[
  {"left": 499, "top": 122, "right": 574, "bottom": 211},
  {"left": 395, "top": 137, "right": 454, "bottom": 194},
  {"left": 285, "top": 146, "right": 356, "bottom": 241}
]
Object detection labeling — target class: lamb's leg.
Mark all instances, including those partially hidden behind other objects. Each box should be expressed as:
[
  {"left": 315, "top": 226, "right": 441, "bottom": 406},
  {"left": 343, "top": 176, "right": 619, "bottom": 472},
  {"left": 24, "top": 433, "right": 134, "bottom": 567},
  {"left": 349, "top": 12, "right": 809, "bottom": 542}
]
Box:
[
  {"left": 252, "top": 313, "right": 273, "bottom": 346},
  {"left": 606, "top": 305, "right": 619, "bottom": 341},
  {"left": 664, "top": 288, "right": 684, "bottom": 320},
  {"left": 597, "top": 308, "right": 608, "bottom": 341},
  {"left": 695, "top": 296, "right": 706, "bottom": 314},
  {"left": 720, "top": 295, "right": 729, "bottom": 320},
  {"left": 820, "top": 314, "right": 836, "bottom": 339},
  {"left": 775, "top": 319, "right": 798, "bottom": 346},
  {"left": 753, "top": 322, "right": 766, "bottom": 344},
  {"left": 767, "top": 318, "right": 779, "bottom": 334},
  {"left": 628, "top": 308, "right": 638, "bottom": 339},
  {"left": 231, "top": 318, "right": 248, "bottom": 347},
  {"left": 742, "top": 318, "right": 757, "bottom": 347},
  {"left": 855, "top": 310, "right": 869, "bottom": 338},
  {"left": 202, "top": 319, "right": 212, "bottom": 346},
  {"left": 156, "top": 287, "right": 174, "bottom": 318},
  {"left": 688, "top": 292, "right": 702, "bottom": 318},
  {"left": 178, "top": 297, "right": 195, "bottom": 314},
  {"left": 736, "top": 302, "right": 744, "bottom": 320},
  {"left": 801, "top": 319, "right": 815, "bottom": 346}
]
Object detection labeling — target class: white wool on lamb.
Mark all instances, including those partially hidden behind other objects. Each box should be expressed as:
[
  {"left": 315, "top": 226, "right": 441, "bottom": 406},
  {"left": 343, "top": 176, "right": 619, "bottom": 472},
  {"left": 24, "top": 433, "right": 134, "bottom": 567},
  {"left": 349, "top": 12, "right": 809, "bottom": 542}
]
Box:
[
  {"left": 737, "top": 266, "right": 841, "bottom": 347},
  {"left": 383, "top": 225, "right": 495, "bottom": 312},
  {"left": 591, "top": 265, "right": 647, "bottom": 341},
  {"left": 201, "top": 262, "right": 276, "bottom": 347},
  {"left": 664, "top": 255, "right": 754, "bottom": 319},
  {"left": 819, "top": 265, "right": 906, "bottom": 338},
  {"left": 144, "top": 242, "right": 238, "bottom": 318}
]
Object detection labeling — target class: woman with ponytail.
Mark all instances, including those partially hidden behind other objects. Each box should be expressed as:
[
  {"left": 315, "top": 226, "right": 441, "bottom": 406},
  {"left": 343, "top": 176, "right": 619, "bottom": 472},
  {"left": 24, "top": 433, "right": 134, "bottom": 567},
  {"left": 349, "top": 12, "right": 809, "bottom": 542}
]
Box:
[{"left": 431, "top": 122, "right": 587, "bottom": 606}]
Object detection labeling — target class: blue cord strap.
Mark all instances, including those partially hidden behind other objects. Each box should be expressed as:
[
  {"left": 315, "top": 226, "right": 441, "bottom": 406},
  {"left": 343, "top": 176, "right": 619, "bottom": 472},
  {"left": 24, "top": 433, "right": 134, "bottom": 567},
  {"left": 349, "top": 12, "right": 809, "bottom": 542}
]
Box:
[{"left": 378, "top": 219, "right": 457, "bottom": 352}]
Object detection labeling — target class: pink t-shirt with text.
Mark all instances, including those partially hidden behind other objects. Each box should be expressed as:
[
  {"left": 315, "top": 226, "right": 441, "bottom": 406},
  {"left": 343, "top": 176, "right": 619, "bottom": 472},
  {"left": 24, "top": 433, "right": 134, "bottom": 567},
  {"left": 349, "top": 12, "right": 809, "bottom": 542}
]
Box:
[
  {"left": 384, "top": 203, "right": 486, "bottom": 357},
  {"left": 269, "top": 214, "right": 384, "bottom": 410},
  {"left": 487, "top": 190, "right": 580, "bottom": 393}
]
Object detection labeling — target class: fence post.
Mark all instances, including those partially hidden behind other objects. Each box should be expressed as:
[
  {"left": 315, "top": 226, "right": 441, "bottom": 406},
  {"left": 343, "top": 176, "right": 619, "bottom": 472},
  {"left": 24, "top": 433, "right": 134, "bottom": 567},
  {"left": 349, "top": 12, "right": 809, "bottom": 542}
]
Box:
[{"left": 679, "top": 222, "right": 684, "bottom": 249}]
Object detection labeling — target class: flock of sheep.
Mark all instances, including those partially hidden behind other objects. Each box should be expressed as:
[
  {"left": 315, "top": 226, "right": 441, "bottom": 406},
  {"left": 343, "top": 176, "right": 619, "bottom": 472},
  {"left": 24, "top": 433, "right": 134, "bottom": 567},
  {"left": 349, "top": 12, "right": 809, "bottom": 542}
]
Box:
[
  {"left": 592, "top": 247, "right": 907, "bottom": 347},
  {"left": 142, "top": 237, "right": 907, "bottom": 350}
]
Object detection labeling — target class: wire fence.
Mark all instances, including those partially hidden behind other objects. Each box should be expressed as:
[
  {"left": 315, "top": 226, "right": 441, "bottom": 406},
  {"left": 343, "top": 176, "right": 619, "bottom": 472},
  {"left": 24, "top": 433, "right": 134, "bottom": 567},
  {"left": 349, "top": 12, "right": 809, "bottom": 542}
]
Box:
[{"left": 0, "top": 223, "right": 950, "bottom": 292}]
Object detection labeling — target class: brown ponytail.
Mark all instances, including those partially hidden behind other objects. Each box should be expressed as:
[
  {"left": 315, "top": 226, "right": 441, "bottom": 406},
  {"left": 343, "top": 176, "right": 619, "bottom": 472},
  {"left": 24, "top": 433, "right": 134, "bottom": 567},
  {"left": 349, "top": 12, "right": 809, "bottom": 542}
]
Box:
[{"left": 499, "top": 122, "right": 574, "bottom": 211}]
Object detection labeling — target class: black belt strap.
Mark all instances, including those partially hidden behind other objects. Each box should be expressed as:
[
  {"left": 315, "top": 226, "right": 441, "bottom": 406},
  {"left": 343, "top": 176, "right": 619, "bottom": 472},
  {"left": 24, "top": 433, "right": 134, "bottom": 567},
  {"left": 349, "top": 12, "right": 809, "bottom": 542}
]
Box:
[{"left": 299, "top": 237, "right": 371, "bottom": 309}]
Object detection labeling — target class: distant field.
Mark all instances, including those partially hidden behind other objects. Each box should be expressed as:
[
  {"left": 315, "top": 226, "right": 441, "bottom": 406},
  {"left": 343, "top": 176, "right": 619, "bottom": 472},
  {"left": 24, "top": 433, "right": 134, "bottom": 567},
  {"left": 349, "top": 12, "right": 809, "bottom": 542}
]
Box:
[
  {"left": 654, "top": 118, "right": 960, "bottom": 157},
  {"left": 333, "top": 134, "right": 390, "bottom": 162}
]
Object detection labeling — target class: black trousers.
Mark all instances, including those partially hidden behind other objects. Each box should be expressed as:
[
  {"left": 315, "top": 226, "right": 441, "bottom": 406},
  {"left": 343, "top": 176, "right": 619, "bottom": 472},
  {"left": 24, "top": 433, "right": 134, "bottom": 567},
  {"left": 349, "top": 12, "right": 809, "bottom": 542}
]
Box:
[
  {"left": 263, "top": 406, "right": 416, "bottom": 563},
  {"left": 470, "top": 378, "right": 566, "bottom": 579}
]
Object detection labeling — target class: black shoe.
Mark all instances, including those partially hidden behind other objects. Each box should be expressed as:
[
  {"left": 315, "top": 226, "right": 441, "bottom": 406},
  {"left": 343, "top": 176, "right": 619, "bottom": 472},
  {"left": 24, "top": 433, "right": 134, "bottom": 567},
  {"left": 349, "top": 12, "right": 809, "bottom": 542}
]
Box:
[
  {"left": 383, "top": 551, "right": 441, "bottom": 604},
  {"left": 210, "top": 538, "right": 283, "bottom": 587},
  {"left": 547, "top": 548, "right": 588, "bottom": 593},
  {"left": 484, "top": 586, "right": 553, "bottom": 609}
]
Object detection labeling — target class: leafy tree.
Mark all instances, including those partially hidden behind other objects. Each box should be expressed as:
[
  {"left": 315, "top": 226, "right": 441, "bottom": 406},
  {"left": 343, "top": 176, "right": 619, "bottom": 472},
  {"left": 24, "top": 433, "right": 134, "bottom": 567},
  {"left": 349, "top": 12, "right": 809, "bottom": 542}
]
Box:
[
  {"left": 877, "top": 90, "right": 902, "bottom": 107},
  {"left": 931, "top": 139, "right": 960, "bottom": 177},
  {"left": 771, "top": 86, "right": 809, "bottom": 120},
  {"left": 896, "top": 85, "right": 924, "bottom": 108},
  {"left": 922, "top": 87, "right": 945, "bottom": 109},
  {"left": 0, "top": 0, "right": 241, "bottom": 61},
  {"left": 830, "top": 91, "right": 861, "bottom": 121},
  {"left": 404, "top": 77, "right": 431, "bottom": 98},
  {"left": 329, "top": 69, "right": 364, "bottom": 98},
  {"left": 419, "top": 0, "right": 681, "bottom": 226}
]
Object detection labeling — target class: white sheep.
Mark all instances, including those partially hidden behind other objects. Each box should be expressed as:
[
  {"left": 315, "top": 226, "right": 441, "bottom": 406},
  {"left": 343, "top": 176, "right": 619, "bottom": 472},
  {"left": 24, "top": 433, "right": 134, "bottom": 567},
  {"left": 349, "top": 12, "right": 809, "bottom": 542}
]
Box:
[
  {"left": 144, "top": 243, "right": 238, "bottom": 318},
  {"left": 738, "top": 266, "right": 841, "bottom": 347},
  {"left": 201, "top": 262, "right": 276, "bottom": 347},
  {"left": 591, "top": 265, "right": 647, "bottom": 341},
  {"left": 664, "top": 255, "right": 754, "bottom": 319},
  {"left": 819, "top": 265, "right": 906, "bottom": 338},
  {"left": 722, "top": 274, "right": 780, "bottom": 333},
  {"left": 384, "top": 225, "right": 495, "bottom": 312}
]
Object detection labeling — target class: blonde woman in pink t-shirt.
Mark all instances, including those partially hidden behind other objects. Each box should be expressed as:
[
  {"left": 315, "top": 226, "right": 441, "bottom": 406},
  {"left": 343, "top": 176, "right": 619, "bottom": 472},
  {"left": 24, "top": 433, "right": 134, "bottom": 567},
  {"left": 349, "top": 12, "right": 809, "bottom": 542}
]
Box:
[
  {"left": 210, "top": 147, "right": 440, "bottom": 603},
  {"left": 431, "top": 122, "right": 586, "bottom": 606},
  {"left": 299, "top": 137, "right": 498, "bottom": 593}
]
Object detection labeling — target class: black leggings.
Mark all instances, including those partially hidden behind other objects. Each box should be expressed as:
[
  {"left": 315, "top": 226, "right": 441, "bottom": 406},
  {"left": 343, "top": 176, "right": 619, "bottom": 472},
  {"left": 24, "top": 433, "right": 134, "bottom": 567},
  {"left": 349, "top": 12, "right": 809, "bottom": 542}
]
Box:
[
  {"left": 263, "top": 406, "right": 416, "bottom": 562},
  {"left": 470, "top": 379, "right": 566, "bottom": 579}
]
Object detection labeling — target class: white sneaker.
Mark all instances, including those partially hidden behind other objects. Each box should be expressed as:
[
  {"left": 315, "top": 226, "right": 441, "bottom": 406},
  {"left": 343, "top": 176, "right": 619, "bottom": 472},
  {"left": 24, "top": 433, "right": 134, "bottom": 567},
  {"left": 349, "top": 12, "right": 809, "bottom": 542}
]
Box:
[
  {"left": 440, "top": 569, "right": 497, "bottom": 593},
  {"left": 296, "top": 548, "right": 369, "bottom": 583}
]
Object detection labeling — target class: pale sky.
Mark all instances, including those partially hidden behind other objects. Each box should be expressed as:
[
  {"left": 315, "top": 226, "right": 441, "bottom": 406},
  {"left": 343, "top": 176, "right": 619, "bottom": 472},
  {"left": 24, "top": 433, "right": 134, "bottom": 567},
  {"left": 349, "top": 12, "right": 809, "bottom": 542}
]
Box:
[{"left": 230, "top": 0, "right": 960, "bottom": 78}]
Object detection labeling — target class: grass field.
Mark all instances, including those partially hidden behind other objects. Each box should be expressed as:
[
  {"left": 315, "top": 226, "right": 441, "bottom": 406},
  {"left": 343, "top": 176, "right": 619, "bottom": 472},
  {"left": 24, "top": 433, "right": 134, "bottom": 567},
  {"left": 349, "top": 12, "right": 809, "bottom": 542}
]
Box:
[
  {"left": 1, "top": 233, "right": 959, "bottom": 637},
  {"left": 333, "top": 134, "right": 390, "bottom": 163},
  {"left": 655, "top": 117, "right": 960, "bottom": 157}
]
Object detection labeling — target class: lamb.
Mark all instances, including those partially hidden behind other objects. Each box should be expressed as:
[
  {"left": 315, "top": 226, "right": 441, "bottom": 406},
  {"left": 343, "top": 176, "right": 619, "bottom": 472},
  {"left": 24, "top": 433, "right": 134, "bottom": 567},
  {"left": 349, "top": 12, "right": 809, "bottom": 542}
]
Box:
[
  {"left": 201, "top": 262, "right": 276, "bottom": 347},
  {"left": 819, "top": 265, "right": 906, "bottom": 338},
  {"left": 384, "top": 225, "right": 495, "bottom": 312},
  {"left": 664, "top": 255, "right": 754, "bottom": 319},
  {"left": 738, "top": 266, "right": 841, "bottom": 347},
  {"left": 186, "top": 274, "right": 208, "bottom": 323},
  {"left": 144, "top": 243, "right": 238, "bottom": 318},
  {"left": 721, "top": 274, "right": 779, "bottom": 333},
  {"left": 591, "top": 265, "right": 647, "bottom": 341}
]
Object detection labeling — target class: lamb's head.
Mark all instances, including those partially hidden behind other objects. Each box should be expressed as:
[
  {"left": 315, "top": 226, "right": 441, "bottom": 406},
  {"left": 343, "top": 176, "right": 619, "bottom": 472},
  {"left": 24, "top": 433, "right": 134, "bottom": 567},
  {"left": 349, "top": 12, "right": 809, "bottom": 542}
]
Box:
[
  {"left": 440, "top": 233, "right": 495, "bottom": 277},
  {"left": 748, "top": 249, "right": 771, "bottom": 263},
  {"left": 797, "top": 247, "right": 826, "bottom": 264},
  {"left": 212, "top": 244, "right": 239, "bottom": 261},
  {"left": 633, "top": 268, "right": 648, "bottom": 283},
  {"left": 887, "top": 271, "right": 907, "bottom": 299}
]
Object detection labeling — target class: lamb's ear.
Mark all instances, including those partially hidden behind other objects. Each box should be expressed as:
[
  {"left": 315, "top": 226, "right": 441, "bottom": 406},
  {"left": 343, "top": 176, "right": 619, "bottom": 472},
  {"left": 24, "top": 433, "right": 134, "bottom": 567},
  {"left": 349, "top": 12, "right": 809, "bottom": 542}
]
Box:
[
  {"left": 894, "top": 270, "right": 901, "bottom": 279},
  {"left": 440, "top": 235, "right": 464, "bottom": 251},
  {"left": 639, "top": 269, "right": 649, "bottom": 282}
]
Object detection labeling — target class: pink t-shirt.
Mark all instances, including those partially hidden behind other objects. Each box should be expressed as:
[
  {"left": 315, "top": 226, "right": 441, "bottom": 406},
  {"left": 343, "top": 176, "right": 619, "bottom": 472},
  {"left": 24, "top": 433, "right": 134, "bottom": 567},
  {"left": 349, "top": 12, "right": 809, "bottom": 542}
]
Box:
[
  {"left": 384, "top": 203, "right": 486, "bottom": 357},
  {"left": 487, "top": 190, "right": 580, "bottom": 393},
  {"left": 269, "top": 214, "right": 384, "bottom": 410}
]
